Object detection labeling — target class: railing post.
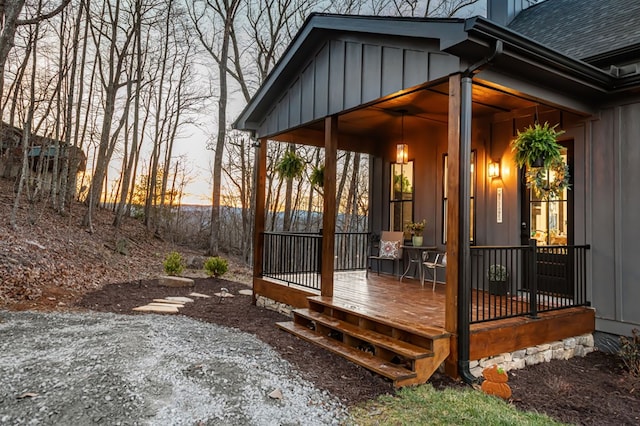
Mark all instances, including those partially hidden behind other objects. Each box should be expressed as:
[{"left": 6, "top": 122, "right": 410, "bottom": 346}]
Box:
[
  {"left": 317, "top": 229, "right": 323, "bottom": 274},
  {"left": 529, "top": 238, "right": 539, "bottom": 319}
]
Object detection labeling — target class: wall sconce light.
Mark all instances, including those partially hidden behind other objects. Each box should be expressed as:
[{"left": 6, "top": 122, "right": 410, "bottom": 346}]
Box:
[
  {"left": 488, "top": 160, "right": 501, "bottom": 179},
  {"left": 396, "top": 143, "right": 408, "bottom": 164},
  {"left": 396, "top": 110, "right": 408, "bottom": 164}
]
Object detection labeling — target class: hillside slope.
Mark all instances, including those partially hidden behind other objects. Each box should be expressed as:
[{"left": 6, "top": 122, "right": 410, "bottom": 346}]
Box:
[{"left": 0, "top": 179, "right": 248, "bottom": 309}]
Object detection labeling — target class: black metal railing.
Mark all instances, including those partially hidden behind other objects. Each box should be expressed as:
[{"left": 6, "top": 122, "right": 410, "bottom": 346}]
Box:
[
  {"left": 469, "top": 241, "right": 590, "bottom": 323},
  {"left": 335, "top": 232, "right": 369, "bottom": 271},
  {"left": 262, "top": 232, "right": 323, "bottom": 290},
  {"left": 261, "top": 231, "right": 368, "bottom": 290}
]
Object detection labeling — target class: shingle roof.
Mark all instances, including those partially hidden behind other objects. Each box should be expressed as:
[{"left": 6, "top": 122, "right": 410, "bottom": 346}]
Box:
[{"left": 508, "top": 0, "right": 640, "bottom": 61}]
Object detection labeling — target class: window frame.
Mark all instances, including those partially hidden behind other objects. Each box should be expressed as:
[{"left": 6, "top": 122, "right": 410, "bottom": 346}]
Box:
[{"left": 390, "top": 160, "right": 414, "bottom": 238}]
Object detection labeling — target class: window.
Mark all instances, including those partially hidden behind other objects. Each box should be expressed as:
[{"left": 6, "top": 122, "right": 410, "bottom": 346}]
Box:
[
  {"left": 390, "top": 161, "right": 413, "bottom": 237},
  {"left": 442, "top": 151, "right": 475, "bottom": 244},
  {"left": 530, "top": 150, "right": 569, "bottom": 246}
]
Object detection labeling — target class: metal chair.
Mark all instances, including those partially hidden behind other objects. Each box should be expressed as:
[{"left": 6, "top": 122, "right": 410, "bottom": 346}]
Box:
[
  {"left": 421, "top": 252, "right": 447, "bottom": 291},
  {"left": 367, "top": 231, "right": 404, "bottom": 278}
]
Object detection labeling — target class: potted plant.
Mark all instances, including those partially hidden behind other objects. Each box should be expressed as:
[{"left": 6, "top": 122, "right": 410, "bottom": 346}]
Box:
[
  {"left": 406, "top": 219, "right": 426, "bottom": 247},
  {"left": 511, "top": 122, "right": 565, "bottom": 169},
  {"left": 487, "top": 264, "right": 509, "bottom": 296}
]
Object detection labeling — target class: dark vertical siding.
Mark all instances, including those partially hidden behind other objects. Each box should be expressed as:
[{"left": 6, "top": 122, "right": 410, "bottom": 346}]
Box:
[
  {"left": 278, "top": 95, "right": 289, "bottom": 130},
  {"left": 428, "top": 52, "right": 458, "bottom": 81},
  {"left": 619, "top": 103, "right": 640, "bottom": 325},
  {"left": 403, "top": 50, "right": 429, "bottom": 88},
  {"left": 289, "top": 78, "right": 302, "bottom": 127},
  {"left": 301, "top": 63, "right": 314, "bottom": 124},
  {"left": 314, "top": 44, "right": 330, "bottom": 117},
  {"left": 381, "top": 47, "right": 403, "bottom": 95},
  {"left": 344, "top": 42, "right": 363, "bottom": 109},
  {"left": 329, "top": 40, "right": 345, "bottom": 114},
  {"left": 362, "top": 44, "right": 382, "bottom": 103}
]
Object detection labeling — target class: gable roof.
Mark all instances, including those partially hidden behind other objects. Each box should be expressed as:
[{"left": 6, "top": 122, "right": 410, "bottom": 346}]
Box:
[
  {"left": 234, "top": 11, "right": 640, "bottom": 135},
  {"left": 509, "top": 0, "right": 640, "bottom": 62}
]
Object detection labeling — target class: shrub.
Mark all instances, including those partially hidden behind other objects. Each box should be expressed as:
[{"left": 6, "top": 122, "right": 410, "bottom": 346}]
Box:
[
  {"left": 619, "top": 328, "right": 640, "bottom": 377},
  {"left": 487, "top": 264, "right": 508, "bottom": 281},
  {"left": 204, "top": 256, "right": 228, "bottom": 277},
  {"left": 163, "top": 251, "right": 184, "bottom": 276}
]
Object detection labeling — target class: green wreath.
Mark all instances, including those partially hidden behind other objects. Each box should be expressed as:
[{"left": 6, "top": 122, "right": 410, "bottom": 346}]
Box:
[{"left": 525, "top": 158, "right": 570, "bottom": 200}]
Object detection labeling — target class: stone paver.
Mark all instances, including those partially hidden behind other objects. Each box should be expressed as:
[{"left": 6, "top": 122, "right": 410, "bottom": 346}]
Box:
[
  {"left": 133, "top": 305, "right": 179, "bottom": 313},
  {"left": 158, "top": 276, "right": 195, "bottom": 287},
  {"left": 189, "top": 292, "right": 211, "bottom": 298},
  {"left": 165, "top": 296, "right": 194, "bottom": 303}
]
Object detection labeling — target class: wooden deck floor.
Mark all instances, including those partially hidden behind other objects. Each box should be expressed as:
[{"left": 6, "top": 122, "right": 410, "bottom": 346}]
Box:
[{"left": 332, "top": 271, "right": 447, "bottom": 328}]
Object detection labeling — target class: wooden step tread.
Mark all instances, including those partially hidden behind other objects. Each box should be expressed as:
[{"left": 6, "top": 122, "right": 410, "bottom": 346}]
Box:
[
  {"left": 277, "top": 321, "right": 417, "bottom": 382},
  {"left": 308, "top": 296, "right": 451, "bottom": 340},
  {"left": 294, "top": 309, "right": 433, "bottom": 360}
]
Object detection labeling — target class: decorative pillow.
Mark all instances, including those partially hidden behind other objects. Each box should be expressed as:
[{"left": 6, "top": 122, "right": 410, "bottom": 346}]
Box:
[{"left": 379, "top": 240, "right": 399, "bottom": 259}]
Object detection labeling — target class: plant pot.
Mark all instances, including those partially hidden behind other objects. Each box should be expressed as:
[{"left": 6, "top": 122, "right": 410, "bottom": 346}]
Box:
[
  {"left": 532, "top": 156, "right": 545, "bottom": 168},
  {"left": 489, "top": 280, "right": 508, "bottom": 296},
  {"left": 412, "top": 236, "right": 423, "bottom": 247}
]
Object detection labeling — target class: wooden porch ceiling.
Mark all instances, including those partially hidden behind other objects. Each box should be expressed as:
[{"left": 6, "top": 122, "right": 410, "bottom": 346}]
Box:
[{"left": 269, "top": 80, "right": 540, "bottom": 149}]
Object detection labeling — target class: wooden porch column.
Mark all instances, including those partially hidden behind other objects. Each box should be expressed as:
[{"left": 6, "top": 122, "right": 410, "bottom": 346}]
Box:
[
  {"left": 444, "top": 73, "right": 474, "bottom": 378},
  {"left": 252, "top": 137, "right": 267, "bottom": 303},
  {"left": 445, "top": 74, "right": 462, "bottom": 376},
  {"left": 321, "top": 116, "right": 338, "bottom": 297}
]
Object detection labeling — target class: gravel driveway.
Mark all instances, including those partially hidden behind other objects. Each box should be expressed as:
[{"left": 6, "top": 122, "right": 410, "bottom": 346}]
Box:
[{"left": 0, "top": 311, "right": 347, "bottom": 425}]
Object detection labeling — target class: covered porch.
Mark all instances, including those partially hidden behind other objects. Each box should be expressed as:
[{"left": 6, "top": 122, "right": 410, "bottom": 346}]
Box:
[{"left": 236, "top": 14, "right": 601, "bottom": 384}]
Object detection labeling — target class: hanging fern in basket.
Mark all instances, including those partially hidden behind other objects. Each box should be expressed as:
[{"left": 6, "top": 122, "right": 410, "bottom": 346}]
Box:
[
  {"left": 275, "top": 149, "right": 305, "bottom": 179},
  {"left": 511, "top": 122, "right": 565, "bottom": 169},
  {"left": 310, "top": 164, "right": 325, "bottom": 188}
]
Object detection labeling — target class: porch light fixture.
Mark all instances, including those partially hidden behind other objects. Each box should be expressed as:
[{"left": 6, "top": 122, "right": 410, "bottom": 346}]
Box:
[
  {"left": 396, "top": 110, "right": 408, "bottom": 164},
  {"left": 488, "top": 160, "right": 501, "bottom": 179},
  {"left": 396, "top": 143, "right": 408, "bottom": 164}
]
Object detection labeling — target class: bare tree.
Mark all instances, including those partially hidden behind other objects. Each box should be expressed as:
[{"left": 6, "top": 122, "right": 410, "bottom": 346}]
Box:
[
  {"left": 0, "top": 0, "right": 71, "bottom": 114},
  {"left": 81, "top": 0, "right": 138, "bottom": 229}
]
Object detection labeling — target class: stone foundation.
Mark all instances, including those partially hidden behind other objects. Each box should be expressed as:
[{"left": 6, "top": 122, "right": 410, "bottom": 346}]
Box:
[
  {"left": 469, "top": 334, "right": 595, "bottom": 378},
  {"left": 256, "top": 295, "right": 294, "bottom": 318}
]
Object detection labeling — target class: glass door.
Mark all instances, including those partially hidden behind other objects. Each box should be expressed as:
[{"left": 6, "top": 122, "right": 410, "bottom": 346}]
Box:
[{"left": 521, "top": 141, "right": 574, "bottom": 297}]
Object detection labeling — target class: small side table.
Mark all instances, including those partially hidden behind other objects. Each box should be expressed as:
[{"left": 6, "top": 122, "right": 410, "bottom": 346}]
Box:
[{"left": 400, "top": 245, "right": 436, "bottom": 282}]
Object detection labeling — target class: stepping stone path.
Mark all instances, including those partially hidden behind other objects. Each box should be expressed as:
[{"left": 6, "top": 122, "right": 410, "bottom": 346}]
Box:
[
  {"left": 133, "top": 295, "right": 199, "bottom": 314},
  {"left": 132, "top": 290, "right": 251, "bottom": 313}
]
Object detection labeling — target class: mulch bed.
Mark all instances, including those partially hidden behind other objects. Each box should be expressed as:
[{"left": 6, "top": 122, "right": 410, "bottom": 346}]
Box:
[{"left": 75, "top": 277, "right": 640, "bottom": 425}]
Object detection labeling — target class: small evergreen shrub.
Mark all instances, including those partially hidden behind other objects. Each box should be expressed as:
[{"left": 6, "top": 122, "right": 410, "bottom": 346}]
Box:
[
  {"left": 163, "top": 251, "right": 184, "bottom": 276},
  {"left": 204, "top": 256, "right": 228, "bottom": 277},
  {"left": 619, "top": 328, "right": 640, "bottom": 377}
]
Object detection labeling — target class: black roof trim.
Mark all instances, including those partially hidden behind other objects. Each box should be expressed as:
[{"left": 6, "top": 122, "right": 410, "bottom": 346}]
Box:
[{"left": 464, "top": 17, "right": 615, "bottom": 89}]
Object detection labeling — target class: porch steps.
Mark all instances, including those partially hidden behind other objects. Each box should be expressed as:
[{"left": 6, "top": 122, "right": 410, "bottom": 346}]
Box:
[
  {"left": 277, "top": 296, "right": 451, "bottom": 387},
  {"left": 277, "top": 322, "right": 416, "bottom": 383}
]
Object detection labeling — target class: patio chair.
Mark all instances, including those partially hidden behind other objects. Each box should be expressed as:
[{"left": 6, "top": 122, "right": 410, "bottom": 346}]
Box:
[
  {"left": 421, "top": 252, "right": 447, "bottom": 291},
  {"left": 367, "top": 231, "right": 404, "bottom": 278}
]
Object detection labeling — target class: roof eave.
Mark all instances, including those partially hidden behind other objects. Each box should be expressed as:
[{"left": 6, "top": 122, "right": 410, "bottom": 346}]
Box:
[{"left": 451, "top": 17, "right": 615, "bottom": 92}]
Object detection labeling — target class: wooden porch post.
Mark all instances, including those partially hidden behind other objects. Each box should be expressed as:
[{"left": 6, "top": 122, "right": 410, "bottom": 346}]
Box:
[
  {"left": 321, "top": 116, "right": 338, "bottom": 297},
  {"left": 445, "top": 74, "right": 461, "bottom": 376},
  {"left": 252, "top": 137, "right": 267, "bottom": 304},
  {"left": 444, "top": 73, "right": 474, "bottom": 378}
]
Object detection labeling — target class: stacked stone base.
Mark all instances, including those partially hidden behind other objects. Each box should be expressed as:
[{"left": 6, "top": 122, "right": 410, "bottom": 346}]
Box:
[
  {"left": 256, "top": 295, "right": 293, "bottom": 317},
  {"left": 470, "top": 334, "right": 595, "bottom": 378}
]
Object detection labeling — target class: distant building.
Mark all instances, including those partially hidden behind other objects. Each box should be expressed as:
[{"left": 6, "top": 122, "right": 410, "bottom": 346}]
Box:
[{"left": 0, "top": 122, "right": 86, "bottom": 193}]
